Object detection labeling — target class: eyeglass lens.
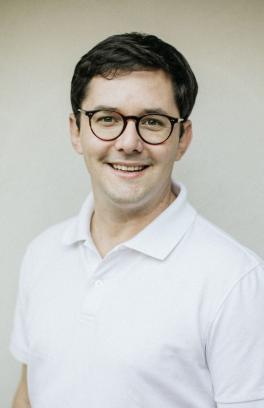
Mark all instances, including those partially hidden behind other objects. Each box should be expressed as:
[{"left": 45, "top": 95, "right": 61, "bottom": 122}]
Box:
[{"left": 90, "top": 110, "right": 172, "bottom": 144}]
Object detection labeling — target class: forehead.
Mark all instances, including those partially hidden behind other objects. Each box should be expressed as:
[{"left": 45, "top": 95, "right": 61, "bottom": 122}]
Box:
[{"left": 83, "top": 70, "right": 178, "bottom": 114}]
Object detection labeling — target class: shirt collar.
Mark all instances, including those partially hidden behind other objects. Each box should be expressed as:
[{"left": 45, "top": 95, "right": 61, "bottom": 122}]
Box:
[
  {"left": 124, "top": 182, "right": 197, "bottom": 259},
  {"left": 62, "top": 194, "right": 94, "bottom": 246},
  {"left": 62, "top": 181, "right": 197, "bottom": 260}
]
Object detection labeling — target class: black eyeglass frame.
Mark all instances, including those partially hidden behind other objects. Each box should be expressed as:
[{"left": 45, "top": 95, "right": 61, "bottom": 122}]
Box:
[{"left": 78, "top": 108, "right": 185, "bottom": 145}]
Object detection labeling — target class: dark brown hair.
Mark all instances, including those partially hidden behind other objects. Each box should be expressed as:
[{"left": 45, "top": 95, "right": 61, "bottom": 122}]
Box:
[{"left": 71, "top": 32, "right": 198, "bottom": 128}]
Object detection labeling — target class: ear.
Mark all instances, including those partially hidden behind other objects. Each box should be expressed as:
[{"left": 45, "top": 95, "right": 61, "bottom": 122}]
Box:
[
  {"left": 69, "top": 113, "right": 83, "bottom": 155},
  {"left": 175, "top": 120, "right": 192, "bottom": 161}
]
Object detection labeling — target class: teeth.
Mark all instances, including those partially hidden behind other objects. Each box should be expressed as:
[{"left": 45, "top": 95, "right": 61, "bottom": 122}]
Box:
[{"left": 112, "top": 164, "right": 145, "bottom": 172}]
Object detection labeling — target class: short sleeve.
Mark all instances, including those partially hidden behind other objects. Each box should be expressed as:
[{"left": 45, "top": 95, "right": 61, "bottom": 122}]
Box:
[
  {"left": 206, "top": 263, "right": 264, "bottom": 406},
  {"left": 9, "top": 247, "right": 33, "bottom": 364}
]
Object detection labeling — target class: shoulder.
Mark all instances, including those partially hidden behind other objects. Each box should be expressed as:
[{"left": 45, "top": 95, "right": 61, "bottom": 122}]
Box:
[
  {"left": 26, "top": 216, "right": 77, "bottom": 256},
  {"left": 19, "top": 216, "right": 78, "bottom": 290},
  {"left": 195, "top": 214, "right": 261, "bottom": 259},
  {"left": 188, "top": 213, "right": 263, "bottom": 280},
  {"left": 182, "top": 214, "right": 264, "bottom": 343}
]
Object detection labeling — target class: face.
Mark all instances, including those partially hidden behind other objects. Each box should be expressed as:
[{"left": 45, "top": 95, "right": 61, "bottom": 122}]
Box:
[{"left": 70, "top": 70, "right": 192, "bottom": 212}]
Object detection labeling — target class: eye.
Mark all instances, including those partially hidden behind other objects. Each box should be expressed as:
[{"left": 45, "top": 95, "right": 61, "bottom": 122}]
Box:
[
  {"left": 99, "top": 116, "right": 114, "bottom": 123},
  {"left": 97, "top": 115, "right": 116, "bottom": 125},
  {"left": 144, "top": 118, "right": 162, "bottom": 126},
  {"left": 140, "top": 115, "right": 168, "bottom": 130},
  {"left": 93, "top": 111, "right": 122, "bottom": 127}
]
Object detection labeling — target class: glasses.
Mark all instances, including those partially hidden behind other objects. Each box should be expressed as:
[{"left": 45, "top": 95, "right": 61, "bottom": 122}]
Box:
[{"left": 78, "top": 109, "right": 185, "bottom": 145}]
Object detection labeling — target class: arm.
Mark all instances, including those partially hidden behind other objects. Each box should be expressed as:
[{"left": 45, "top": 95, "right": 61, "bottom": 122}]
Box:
[
  {"left": 12, "top": 364, "right": 31, "bottom": 408},
  {"left": 206, "top": 264, "right": 264, "bottom": 406}
]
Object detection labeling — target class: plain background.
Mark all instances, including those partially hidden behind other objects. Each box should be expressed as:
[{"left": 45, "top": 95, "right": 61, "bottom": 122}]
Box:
[{"left": 1, "top": 0, "right": 263, "bottom": 405}]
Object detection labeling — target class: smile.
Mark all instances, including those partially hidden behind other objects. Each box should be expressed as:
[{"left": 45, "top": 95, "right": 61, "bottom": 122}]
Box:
[{"left": 107, "top": 163, "right": 149, "bottom": 173}]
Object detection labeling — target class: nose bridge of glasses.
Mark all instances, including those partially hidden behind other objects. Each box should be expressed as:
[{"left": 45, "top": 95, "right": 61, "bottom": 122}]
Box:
[
  {"left": 113, "top": 114, "right": 144, "bottom": 152},
  {"left": 123, "top": 114, "right": 140, "bottom": 126},
  {"left": 122, "top": 114, "right": 141, "bottom": 135}
]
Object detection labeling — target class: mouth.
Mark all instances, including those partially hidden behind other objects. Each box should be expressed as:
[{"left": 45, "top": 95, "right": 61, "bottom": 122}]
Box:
[
  {"left": 108, "top": 163, "right": 149, "bottom": 172},
  {"left": 106, "top": 162, "right": 150, "bottom": 177}
]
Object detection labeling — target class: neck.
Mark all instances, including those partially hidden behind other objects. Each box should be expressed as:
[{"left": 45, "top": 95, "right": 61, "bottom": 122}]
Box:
[{"left": 90, "top": 187, "right": 176, "bottom": 257}]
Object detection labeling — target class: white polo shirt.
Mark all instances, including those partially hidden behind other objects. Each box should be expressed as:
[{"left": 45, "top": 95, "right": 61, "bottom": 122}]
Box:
[{"left": 10, "top": 182, "right": 264, "bottom": 408}]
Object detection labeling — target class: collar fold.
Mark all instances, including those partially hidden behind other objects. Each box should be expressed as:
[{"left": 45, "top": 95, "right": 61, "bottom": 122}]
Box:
[
  {"left": 62, "top": 182, "right": 197, "bottom": 260},
  {"left": 124, "top": 183, "right": 197, "bottom": 260}
]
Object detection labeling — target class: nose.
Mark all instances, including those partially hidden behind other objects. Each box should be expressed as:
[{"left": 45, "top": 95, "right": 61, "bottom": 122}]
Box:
[{"left": 114, "top": 119, "right": 144, "bottom": 154}]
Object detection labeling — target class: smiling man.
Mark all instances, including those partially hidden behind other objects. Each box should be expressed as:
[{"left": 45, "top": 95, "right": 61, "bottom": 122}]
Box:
[
  {"left": 70, "top": 69, "right": 192, "bottom": 256},
  {"left": 11, "top": 33, "right": 264, "bottom": 408}
]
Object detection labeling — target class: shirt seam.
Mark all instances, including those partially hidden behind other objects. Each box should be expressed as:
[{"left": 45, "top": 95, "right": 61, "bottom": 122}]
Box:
[{"left": 205, "top": 262, "right": 263, "bottom": 346}]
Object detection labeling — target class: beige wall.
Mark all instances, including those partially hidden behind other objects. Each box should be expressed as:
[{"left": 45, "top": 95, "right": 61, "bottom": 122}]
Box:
[{"left": 1, "top": 0, "right": 263, "bottom": 405}]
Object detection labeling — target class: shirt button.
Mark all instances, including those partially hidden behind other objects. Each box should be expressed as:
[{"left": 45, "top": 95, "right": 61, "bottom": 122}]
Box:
[{"left": 94, "top": 280, "right": 103, "bottom": 288}]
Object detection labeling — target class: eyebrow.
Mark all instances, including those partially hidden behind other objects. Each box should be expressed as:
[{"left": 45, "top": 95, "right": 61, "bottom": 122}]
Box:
[
  {"left": 141, "top": 108, "right": 169, "bottom": 115},
  {"left": 92, "top": 105, "right": 117, "bottom": 111},
  {"left": 90, "top": 105, "right": 170, "bottom": 115}
]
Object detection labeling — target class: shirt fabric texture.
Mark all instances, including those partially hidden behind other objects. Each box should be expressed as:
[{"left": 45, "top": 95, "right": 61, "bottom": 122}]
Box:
[{"left": 10, "top": 182, "right": 264, "bottom": 408}]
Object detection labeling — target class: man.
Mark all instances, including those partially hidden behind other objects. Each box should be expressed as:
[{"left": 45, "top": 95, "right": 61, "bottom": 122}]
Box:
[{"left": 11, "top": 33, "right": 264, "bottom": 408}]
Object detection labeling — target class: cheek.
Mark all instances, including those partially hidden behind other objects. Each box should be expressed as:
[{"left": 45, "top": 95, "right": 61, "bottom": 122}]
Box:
[
  {"left": 153, "top": 143, "right": 178, "bottom": 167},
  {"left": 81, "top": 135, "right": 112, "bottom": 166}
]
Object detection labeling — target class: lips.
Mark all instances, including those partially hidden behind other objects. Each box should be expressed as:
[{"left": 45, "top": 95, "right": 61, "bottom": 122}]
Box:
[{"left": 108, "top": 163, "right": 149, "bottom": 172}]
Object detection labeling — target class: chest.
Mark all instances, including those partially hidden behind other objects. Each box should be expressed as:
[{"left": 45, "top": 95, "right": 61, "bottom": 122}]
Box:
[{"left": 25, "top": 252, "right": 207, "bottom": 373}]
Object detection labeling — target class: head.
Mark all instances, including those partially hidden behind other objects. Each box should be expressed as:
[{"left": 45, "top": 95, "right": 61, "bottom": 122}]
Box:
[
  {"left": 69, "top": 33, "right": 198, "bottom": 213},
  {"left": 71, "top": 32, "right": 198, "bottom": 130}
]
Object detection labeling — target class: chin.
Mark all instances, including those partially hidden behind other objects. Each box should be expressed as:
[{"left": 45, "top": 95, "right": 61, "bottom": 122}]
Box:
[{"left": 107, "top": 190, "right": 149, "bottom": 209}]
